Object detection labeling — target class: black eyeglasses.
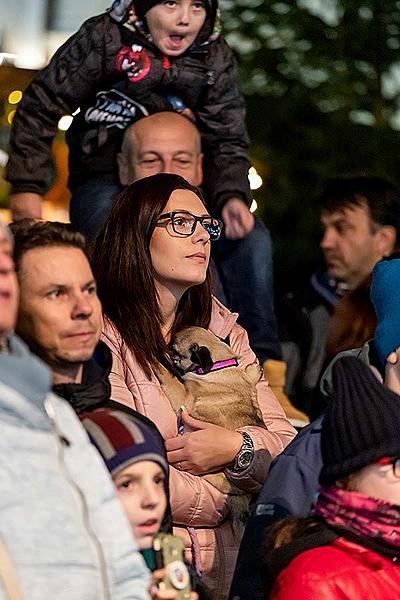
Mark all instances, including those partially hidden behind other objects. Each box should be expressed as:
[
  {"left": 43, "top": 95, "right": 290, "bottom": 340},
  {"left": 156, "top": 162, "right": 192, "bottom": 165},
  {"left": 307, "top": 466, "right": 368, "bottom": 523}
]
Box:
[
  {"left": 155, "top": 211, "right": 223, "bottom": 241},
  {"left": 376, "top": 457, "right": 400, "bottom": 479}
]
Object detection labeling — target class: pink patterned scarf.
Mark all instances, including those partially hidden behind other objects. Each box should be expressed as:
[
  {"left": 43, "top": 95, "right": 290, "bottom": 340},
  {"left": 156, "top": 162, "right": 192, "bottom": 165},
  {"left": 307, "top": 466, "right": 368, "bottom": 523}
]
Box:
[{"left": 314, "top": 486, "right": 400, "bottom": 548}]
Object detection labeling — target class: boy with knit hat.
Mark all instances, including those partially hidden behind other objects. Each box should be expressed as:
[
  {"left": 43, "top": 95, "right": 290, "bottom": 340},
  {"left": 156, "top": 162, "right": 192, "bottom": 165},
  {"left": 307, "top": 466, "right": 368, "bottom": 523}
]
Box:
[
  {"left": 80, "top": 408, "right": 169, "bottom": 551},
  {"left": 7, "top": 0, "right": 251, "bottom": 241},
  {"left": 81, "top": 408, "right": 199, "bottom": 600}
]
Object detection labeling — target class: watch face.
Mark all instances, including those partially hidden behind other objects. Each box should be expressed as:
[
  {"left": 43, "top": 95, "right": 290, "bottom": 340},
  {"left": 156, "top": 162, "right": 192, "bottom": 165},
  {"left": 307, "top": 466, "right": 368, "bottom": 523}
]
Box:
[{"left": 238, "top": 450, "right": 253, "bottom": 468}]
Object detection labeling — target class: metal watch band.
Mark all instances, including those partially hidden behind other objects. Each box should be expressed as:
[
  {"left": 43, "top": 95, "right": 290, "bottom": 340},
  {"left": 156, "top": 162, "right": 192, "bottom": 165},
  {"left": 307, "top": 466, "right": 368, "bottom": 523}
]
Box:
[{"left": 227, "top": 431, "right": 254, "bottom": 474}]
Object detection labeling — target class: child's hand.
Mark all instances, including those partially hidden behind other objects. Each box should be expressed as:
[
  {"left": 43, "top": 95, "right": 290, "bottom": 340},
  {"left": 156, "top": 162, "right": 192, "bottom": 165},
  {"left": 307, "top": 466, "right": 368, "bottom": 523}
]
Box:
[
  {"left": 149, "top": 569, "right": 177, "bottom": 599},
  {"left": 149, "top": 569, "right": 198, "bottom": 600},
  {"left": 384, "top": 348, "right": 400, "bottom": 395}
]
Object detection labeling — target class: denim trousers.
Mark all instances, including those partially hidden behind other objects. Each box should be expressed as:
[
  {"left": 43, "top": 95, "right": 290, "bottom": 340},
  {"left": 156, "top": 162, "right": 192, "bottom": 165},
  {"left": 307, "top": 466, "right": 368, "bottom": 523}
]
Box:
[
  {"left": 70, "top": 176, "right": 281, "bottom": 363},
  {"left": 212, "top": 217, "right": 281, "bottom": 363}
]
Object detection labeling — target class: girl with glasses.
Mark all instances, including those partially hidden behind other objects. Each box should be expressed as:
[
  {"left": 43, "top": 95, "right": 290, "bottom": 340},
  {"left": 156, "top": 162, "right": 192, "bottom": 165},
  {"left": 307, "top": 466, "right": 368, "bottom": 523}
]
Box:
[{"left": 91, "top": 173, "right": 296, "bottom": 599}]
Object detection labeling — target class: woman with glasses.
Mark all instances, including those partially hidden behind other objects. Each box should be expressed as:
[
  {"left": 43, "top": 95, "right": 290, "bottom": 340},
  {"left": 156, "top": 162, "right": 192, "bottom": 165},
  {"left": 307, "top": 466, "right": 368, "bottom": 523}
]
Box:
[
  {"left": 91, "top": 173, "right": 296, "bottom": 599},
  {"left": 263, "top": 356, "right": 400, "bottom": 599}
]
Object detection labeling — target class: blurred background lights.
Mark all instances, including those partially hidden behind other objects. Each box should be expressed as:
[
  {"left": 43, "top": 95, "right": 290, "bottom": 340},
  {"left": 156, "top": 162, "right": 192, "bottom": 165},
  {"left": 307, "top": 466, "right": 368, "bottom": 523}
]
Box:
[
  {"left": 0, "top": 150, "right": 8, "bottom": 168},
  {"left": 0, "top": 52, "right": 17, "bottom": 66},
  {"left": 250, "top": 199, "right": 258, "bottom": 213},
  {"left": 58, "top": 115, "right": 73, "bottom": 131},
  {"left": 7, "top": 110, "right": 16, "bottom": 125},
  {"left": 248, "top": 166, "right": 263, "bottom": 190},
  {"left": 8, "top": 90, "right": 22, "bottom": 105}
]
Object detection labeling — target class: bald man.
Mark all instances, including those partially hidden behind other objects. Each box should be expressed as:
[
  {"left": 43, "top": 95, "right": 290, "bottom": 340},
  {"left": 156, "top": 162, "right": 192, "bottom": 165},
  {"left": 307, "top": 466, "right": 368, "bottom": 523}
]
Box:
[
  {"left": 117, "top": 112, "right": 254, "bottom": 241},
  {"left": 116, "top": 112, "right": 307, "bottom": 425}
]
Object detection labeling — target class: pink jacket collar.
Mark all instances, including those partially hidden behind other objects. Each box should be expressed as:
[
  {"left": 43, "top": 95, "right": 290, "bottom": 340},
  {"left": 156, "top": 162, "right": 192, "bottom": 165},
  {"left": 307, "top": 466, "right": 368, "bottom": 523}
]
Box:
[{"left": 208, "top": 297, "right": 239, "bottom": 340}]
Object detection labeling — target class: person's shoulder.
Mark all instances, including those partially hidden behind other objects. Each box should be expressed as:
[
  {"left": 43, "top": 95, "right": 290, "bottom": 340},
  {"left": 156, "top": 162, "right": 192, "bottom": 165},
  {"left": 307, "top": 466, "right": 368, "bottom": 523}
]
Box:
[
  {"left": 71, "top": 11, "right": 119, "bottom": 41},
  {"left": 275, "top": 543, "right": 350, "bottom": 588},
  {"left": 101, "top": 316, "right": 123, "bottom": 345},
  {"left": 277, "top": 415, "right": 323, "bottom": 458},
  {"left": 195, "top": 35, "right": 234, "bottom": 64},
  {"left": 80, "top": 11, "right": 115, "bottom": 28},
  {"left": 279, "top": 537, "right": 385, "bottom": 582},
  {"left": 272, "top": 536, "right": 400, "bottom": 600},
  {"left": 319, "top": 342, "right": 370, "bottom": 398}
]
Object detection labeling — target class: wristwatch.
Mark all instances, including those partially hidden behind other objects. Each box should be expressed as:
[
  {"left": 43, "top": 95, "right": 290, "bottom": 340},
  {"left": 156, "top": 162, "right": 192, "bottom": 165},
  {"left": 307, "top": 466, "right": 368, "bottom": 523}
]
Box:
[{"left": 228, "top": 432, "right": 254, "bottom": 473}]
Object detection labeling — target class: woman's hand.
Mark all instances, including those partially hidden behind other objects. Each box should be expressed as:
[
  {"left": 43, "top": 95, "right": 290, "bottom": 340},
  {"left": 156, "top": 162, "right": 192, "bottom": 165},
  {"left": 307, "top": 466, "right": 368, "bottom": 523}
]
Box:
[
  {"left": 165, "top": 410, "right": 243, "bottom": 475},
  {"left": 149, "top": 569, "right": 198, "bottom": 600}
]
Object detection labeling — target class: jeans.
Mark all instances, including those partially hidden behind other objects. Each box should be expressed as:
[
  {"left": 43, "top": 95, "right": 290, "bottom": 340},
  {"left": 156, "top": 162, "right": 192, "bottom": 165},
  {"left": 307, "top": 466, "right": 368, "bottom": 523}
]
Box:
[
  {"left": 70, "top": 177, "right": 281, "bottom": 362},
  {"left": 69, "top": 175, "right": 121, "bottom": 241},
  {"left": 212, "top": 217, "right": 281, "bottom": 363}
]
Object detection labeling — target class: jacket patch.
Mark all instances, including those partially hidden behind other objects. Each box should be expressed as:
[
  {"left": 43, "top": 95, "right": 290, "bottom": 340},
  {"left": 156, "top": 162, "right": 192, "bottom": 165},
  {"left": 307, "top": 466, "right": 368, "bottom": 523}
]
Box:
[
  {"left": 85, "top": 89, "right": 149, "bottom": 129},
  {"left": 115, "top": 44, "right": 151, "bottom": 82}
]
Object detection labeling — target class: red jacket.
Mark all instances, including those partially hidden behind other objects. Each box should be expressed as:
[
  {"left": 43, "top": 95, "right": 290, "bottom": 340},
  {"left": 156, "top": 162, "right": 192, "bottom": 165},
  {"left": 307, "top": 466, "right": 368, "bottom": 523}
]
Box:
[{"left": 270, "top": 537, "right": 400, "bottom": 599}]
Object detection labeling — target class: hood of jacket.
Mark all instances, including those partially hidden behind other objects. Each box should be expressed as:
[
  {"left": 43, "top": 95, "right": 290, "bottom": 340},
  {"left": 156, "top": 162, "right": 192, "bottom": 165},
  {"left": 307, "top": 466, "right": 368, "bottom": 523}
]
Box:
[
  {"left": 0, "top": 334, "right": 53, "bottom": 430},
  {"left": 52, "top": 341, "right": 112, "bottom": 415},
  {"left": 110, "top": 0, "right": 220, "bottom": 49}
]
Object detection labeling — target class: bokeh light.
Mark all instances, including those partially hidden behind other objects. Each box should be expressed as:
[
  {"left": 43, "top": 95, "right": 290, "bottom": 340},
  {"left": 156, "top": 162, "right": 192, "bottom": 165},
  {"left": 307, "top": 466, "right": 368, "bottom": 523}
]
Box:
[
  {"left": 248, "top": 166, "right": 263, "bottom": 190},
  {"left": 8, "top": 90, "right": 22, "bottom": 104}
]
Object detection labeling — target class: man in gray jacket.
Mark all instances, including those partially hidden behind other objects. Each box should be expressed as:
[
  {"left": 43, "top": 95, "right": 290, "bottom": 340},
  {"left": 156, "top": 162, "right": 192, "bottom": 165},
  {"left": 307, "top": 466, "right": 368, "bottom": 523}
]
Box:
[{"left": 0, "top": 218, "right": 149, "bottom": 599}]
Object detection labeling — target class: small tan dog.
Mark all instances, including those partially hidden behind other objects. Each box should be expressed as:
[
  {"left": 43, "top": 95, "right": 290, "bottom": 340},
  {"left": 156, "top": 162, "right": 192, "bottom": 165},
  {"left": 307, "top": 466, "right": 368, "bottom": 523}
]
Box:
[{"left": 159, "top": 326, "right": 264, "bottom": 539}]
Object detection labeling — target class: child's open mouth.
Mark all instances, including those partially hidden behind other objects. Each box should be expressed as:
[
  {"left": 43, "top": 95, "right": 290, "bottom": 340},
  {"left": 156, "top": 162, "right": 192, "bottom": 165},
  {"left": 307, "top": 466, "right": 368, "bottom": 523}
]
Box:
[{"left": 169, "top": 34, "right": 185, "bottom": 48}]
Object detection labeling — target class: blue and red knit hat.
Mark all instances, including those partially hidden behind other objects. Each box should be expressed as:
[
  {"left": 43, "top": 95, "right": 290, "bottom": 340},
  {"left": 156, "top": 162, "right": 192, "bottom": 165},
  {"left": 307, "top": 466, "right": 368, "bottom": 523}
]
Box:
[{"left": 80, "top": 408, "right": 168, "bottom": 479}]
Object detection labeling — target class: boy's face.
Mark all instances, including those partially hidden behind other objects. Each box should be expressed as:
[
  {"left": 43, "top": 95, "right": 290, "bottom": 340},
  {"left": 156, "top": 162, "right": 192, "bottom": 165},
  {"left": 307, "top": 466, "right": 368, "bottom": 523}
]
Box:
[
  {"left": 114, "top": 460, "right": 167, "bottom": 549},
  {"left": 146, "top": 0, "right": 207, "bottom": 57}
]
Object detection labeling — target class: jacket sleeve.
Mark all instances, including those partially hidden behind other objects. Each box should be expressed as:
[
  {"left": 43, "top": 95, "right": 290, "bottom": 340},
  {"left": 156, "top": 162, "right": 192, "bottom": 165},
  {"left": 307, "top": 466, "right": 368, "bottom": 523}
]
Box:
[
  {"left": 6, "top": 15, "right": 110, "bottom": 195},
  {"left": 103, "top": 331, "right": 231, "bottom": 528},
  {"left": 226, "top": 323, "right": 297, "bottom": 494},
  {"left": 197, "top": 39, "right": 251, "bottom": 212},
  {"left": 168, "top": 467, "right": 230, "bottom": 527}
]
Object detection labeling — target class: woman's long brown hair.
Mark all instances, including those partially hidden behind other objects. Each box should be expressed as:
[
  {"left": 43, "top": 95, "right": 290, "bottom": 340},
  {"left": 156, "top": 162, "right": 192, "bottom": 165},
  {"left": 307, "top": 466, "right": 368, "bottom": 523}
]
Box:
[{"left": 91, "top": 173, "right": 212, "bottom": 378}]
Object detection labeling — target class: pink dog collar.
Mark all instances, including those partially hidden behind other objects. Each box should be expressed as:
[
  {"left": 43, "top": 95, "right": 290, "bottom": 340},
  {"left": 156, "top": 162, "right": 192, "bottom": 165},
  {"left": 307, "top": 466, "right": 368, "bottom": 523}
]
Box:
[{"left": 194, "top": 357, "right": 238, "bottom": 375}]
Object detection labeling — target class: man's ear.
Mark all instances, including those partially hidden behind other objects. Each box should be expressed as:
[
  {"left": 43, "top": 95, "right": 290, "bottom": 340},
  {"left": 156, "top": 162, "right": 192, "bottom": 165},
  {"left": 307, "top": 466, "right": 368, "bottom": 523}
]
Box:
[
  {"left": 376, "top": 225, "right": 397, "bottom": 256},
  {"left": 117, "top": 152, "right": 129, "bottom": 186}
]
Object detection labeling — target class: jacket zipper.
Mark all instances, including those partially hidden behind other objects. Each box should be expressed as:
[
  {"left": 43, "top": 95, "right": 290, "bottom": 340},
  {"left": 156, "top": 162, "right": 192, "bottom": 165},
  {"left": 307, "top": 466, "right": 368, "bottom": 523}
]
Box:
[{"left": 44, "top": 396, "right": 111, "bottom": 600}]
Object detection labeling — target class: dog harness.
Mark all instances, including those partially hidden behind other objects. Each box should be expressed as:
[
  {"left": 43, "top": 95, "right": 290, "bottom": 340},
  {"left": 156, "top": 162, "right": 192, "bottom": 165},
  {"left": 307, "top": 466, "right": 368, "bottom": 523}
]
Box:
[{"left": 194, "top": 357, "right": 238, "bottom": 375}]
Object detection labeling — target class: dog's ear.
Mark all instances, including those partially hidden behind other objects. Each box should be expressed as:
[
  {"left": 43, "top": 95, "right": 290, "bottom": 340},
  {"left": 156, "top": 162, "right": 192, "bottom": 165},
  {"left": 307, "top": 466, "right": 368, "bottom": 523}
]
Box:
[{"left": 190, "top": 344, "right": 213, "bottom": 373}]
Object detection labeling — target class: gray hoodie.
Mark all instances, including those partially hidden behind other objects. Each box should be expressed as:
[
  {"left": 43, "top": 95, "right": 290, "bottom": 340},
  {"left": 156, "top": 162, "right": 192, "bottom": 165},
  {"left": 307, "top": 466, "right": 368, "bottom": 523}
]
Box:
[{"left": 0, "top": 334, "right": 150, "bottom": 600}]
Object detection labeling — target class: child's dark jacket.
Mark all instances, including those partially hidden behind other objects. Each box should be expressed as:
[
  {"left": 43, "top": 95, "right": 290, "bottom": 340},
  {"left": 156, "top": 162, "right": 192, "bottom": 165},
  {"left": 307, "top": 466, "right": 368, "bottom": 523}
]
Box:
[{"left": 6, "top": 8, "right": 250, "bottom": 211}]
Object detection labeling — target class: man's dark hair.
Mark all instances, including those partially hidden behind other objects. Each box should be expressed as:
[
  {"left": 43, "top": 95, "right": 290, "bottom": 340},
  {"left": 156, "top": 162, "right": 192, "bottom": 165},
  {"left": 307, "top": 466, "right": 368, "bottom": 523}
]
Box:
[
  {"left": 10, "top": 219, "right": 86, "bottom": 271},
  {"left": 317, "top": 176, "right": 400, "bottom": 240}
]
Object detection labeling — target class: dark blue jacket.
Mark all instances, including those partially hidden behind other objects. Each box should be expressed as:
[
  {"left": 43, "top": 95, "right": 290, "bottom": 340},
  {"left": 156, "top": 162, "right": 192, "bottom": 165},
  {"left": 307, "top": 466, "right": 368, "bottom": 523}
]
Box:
[{"left": 229, "top": 416, "right": 323, "bottom": 600}]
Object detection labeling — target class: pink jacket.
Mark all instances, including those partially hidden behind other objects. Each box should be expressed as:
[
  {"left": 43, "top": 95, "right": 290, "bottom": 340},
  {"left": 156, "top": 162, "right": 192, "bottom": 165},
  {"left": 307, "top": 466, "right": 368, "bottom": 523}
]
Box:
[{"left": 102, "top": 298, "right": 296, "bottom": 599}]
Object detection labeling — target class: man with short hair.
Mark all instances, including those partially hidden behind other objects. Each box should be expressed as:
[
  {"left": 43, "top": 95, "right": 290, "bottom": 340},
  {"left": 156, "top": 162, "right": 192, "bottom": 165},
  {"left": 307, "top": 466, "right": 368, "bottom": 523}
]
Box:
[
  {"left": 12, "top": 221, "right": 102, "bottom": 387},
  {"left": 230, "top": 177, "right": 400, "bottom": 600},
  {"left": 0, "top": 218, "right": 149, "bottom": 600},
  {"left": 320, "top": 176, "right": 398, "bottom": 290},
  {"left": 281, "top": 176, "right": 400, "bottom": 418},
  {"left": 117, "top": 111, "right": 307, "bottom": 423}
]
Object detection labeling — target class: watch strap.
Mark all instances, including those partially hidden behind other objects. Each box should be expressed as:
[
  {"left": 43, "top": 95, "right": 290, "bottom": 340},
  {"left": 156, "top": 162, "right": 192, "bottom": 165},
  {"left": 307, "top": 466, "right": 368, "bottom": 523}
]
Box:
[{"left": 227, "top": 431, "right": 254, "bottom": 473}]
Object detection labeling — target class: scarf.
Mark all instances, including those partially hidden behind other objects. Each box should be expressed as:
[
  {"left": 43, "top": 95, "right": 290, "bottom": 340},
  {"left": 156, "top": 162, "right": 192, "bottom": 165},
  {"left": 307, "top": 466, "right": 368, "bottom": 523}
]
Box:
[{"left": 314, "top": 485, "right": 400, "bottom": 548}]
